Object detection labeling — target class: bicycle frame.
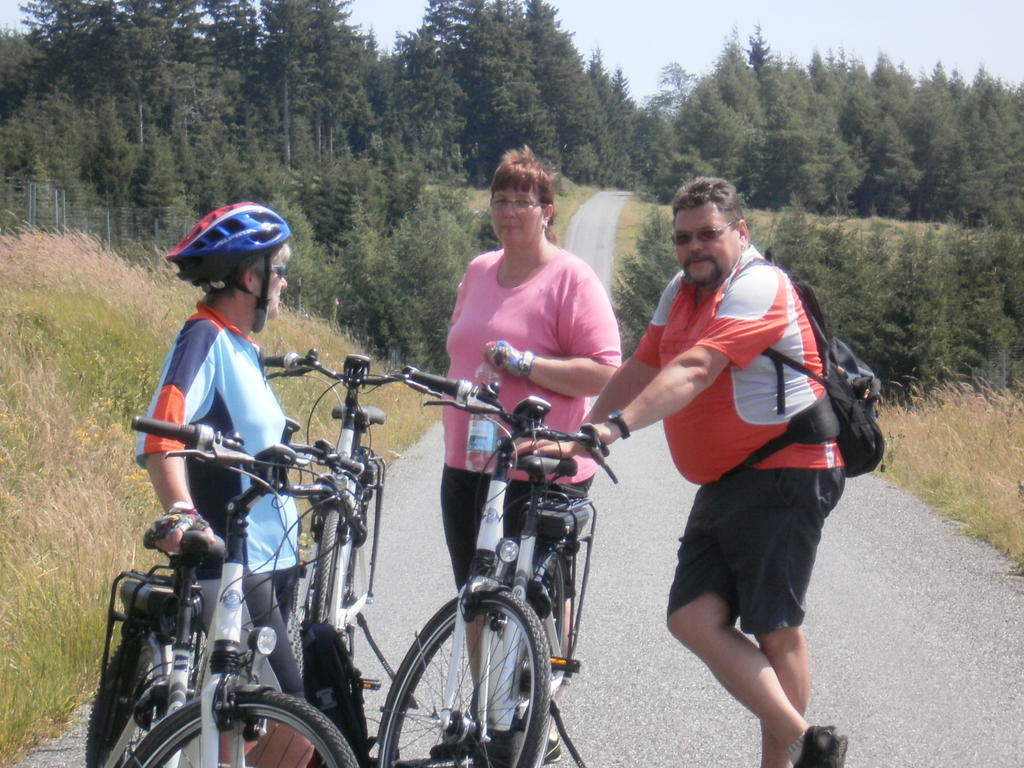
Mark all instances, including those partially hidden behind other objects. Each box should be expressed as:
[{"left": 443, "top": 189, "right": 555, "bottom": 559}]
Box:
[
  {"left": 197, "top": 470, "right": 282, "bottom": 767},
  {"left": 272, "top": 352, "right": 389, "bottom": 642},
  {"left": 130, "top": 408, "right": 379, "bottom": 768},
  {"left": 130, "top": 419, "right": 302, "bottom": 768},
  {"left": 95, "top": 549, "right": 206, "bottom": 768},
  {"left": 443, "top": 416, "right": 583, "bottom": 737}
]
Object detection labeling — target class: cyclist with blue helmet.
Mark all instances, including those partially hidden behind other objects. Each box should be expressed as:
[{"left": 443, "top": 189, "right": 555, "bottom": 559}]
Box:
[{"left": 137, "top": 202, "right": 306, "bottom": 697}]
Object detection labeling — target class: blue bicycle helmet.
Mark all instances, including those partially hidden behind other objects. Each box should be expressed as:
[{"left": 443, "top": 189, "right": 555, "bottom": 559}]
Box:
[{"left": 167, "top": 202, "right": 291, "bottom": 285}]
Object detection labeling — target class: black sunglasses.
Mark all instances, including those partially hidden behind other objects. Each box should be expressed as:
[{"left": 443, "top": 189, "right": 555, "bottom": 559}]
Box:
[{"left": 671, "top": 221, "right": 738, "bottom": 247}]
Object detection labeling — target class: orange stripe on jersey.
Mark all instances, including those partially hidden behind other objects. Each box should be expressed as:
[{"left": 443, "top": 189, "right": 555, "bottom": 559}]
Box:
[{"left": 143, "top": 384, "right": 187, "bottom": 454}]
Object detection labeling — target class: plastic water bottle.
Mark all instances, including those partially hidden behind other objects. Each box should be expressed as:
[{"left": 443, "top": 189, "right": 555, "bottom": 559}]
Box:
[{"left": 465, "top": 361, "right": 500, "bottom": 473}]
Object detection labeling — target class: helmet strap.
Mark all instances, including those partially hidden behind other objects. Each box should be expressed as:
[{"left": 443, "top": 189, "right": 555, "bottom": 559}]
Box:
[{"left": 250, "top": 252, "right": 272, "bottom": 334}]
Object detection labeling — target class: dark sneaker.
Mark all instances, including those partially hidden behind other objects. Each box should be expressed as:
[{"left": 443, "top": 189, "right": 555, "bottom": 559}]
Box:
[
  {"left": 428, "top": 741, "right": 462, "bottom": 763},
  {"left": 543, "top": 732, "right": 562, "bottom": 764},
  {"left": 794, "top": 725, "right": 848, "bottom": 768}
]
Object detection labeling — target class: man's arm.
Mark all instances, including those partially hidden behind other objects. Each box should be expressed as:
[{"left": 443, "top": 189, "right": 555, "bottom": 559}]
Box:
[
  {"left": 588, "top": 345, "right": 731, "bottom": 444},
  {"left": 586, "top": 355, "right": 661, "bottom": 423}
]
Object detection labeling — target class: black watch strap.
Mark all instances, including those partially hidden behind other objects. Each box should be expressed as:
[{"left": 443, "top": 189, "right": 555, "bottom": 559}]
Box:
[{"left": 607, "top": 410, "right": 630, "bottom": 439}]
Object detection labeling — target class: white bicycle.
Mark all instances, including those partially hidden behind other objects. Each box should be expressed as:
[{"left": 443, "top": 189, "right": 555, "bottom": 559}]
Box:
[
  {"left": 126, "top": 416, "right": 360, "bottom": 768},
  {"left": 377, "top": 368, "right": 613, "bottom": 768}
]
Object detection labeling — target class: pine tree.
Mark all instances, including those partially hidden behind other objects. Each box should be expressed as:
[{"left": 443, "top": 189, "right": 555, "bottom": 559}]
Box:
[{"left": 261, "top": 0, "right": 316, "bottom": 168}]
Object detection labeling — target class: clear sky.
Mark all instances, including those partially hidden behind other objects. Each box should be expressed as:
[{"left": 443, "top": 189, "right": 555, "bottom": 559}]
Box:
[{"left": 2, "top": 0, "right": 1021, "bottom": 101}]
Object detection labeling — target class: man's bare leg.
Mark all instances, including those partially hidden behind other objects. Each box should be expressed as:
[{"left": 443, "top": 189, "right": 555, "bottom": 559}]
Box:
[
  {"left": 757, "top": 627, "right": 811, "bottom": 767},
  {"left": 667, "top": 592, "right": 807, "bottom": 766}
]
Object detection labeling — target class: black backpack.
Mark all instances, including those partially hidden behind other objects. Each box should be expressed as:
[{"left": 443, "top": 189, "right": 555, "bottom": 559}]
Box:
[
  {"left": 302, "top": 622, "right": 372, "bottom": 767},
  {"left": 733, "top": 258, "right": 885, "bottom": 478}
]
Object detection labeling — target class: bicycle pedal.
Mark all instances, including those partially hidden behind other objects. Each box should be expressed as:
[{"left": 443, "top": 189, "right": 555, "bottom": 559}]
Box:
[
  {"left": 358, "top": 677, "right": 382, "bottom": 691},
  {"left": 550, "top": 657, "right": 581, "bottom": 675}
]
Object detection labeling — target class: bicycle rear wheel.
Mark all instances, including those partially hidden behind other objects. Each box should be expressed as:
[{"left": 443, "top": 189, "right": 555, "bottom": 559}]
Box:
[
  {"left": 125, "top": 688, "right": 360, "bottom": 768},
  {"left": 86, "top": 636, "right": 163, "bottom": 768},
  {"left": 377, "top": 591, "right": 551, "bottom": 768}
]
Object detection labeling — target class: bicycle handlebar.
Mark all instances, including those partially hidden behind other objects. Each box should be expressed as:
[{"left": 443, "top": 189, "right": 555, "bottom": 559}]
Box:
[
  {"left": 264, "top": 348, "right": 402, "bottom": 388},
  {"left": 263, "top": 350, "right": 303, "bottom": 370},
  {"left": 400, "top": 367, "right": 472, "bottom": 400},
  {"left": 131, "top": 416, "right": 261, "bottom": 468},
  {"left": 400, "top": 366, "right": 502, "bottom": 413},
  {"left": 132, "top": 416, "right": 226, "bottom": 451},
  {"left": 398, "top": 366, "right": 617, "bottom": 482}
]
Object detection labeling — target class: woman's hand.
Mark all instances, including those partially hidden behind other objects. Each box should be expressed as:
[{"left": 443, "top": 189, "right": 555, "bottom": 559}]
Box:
[
  {"left": 485, "top": 340, "right": 535, "bottom": 376},
  {"left": 143, "top": 507, "right": 219, "bottom": 554}
]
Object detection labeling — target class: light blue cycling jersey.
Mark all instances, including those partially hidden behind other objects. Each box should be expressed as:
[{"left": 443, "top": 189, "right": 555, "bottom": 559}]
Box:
[{"left": 137, "top": 302, "right": 298, "bottom": 576}]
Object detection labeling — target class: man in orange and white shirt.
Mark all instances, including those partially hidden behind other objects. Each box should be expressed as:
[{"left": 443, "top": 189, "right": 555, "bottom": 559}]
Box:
[{"left": 584, "top": 178, "right": 848, "bottom": 768}]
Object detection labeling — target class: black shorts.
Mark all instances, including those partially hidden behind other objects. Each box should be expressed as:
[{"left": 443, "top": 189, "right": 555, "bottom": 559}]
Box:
[
  {"left": 667, "top": 467, "right": 844, "bottom": 635},
  {"left": 440, "top": 465, "right": 592, "bottom": 589}
]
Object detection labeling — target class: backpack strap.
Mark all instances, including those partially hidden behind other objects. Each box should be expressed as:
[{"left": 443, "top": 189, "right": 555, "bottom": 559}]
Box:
[
  {"left": 723, "top": 345, "right": 837, "bottom": 480},
  {"left": 719, "top": 263, "right": 838, "bottom": 480}
]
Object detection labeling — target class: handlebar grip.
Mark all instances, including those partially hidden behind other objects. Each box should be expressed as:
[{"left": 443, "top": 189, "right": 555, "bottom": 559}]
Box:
[
  {"left": 263, "top": 350, "right": 302, "bottom": 369},
  {"left": 131, "top": 416, "right": 205, "bottom": 447},
  {"left": 403, "top": 367, "right": 472, "bottom": 400}
]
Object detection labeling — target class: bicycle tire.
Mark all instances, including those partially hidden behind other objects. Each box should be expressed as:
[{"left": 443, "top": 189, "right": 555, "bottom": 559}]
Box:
[
  {"left": 125, "top": 688, "right": 360, "bottom": 768},
  {"left": 312, "top": 507, "right": 341, "bottom": 625},
  {"left": 284, "top": 570, "right": 306, "bottom": 679},
  {"left": 86, "top": 637, "right": 152, "bottom": 768},
  {"left": 377, "top": 591, "right": 551, "bottom": 768}
]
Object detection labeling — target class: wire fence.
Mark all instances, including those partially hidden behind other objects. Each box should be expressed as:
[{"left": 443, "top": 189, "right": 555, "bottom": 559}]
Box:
[
  {"left": 1, "top": 178, "right": 192, "bottom": 260},
  {"left": 976, "top": 347, "right": 1024, "bottom": 390},
  {"left": 1, "top": 176, "right": 414, "bottom": 365}
]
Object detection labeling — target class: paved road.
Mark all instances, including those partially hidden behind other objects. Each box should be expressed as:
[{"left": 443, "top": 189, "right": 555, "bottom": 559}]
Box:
[
  {"left": 563, "top": 189, "right": 632, "bottom": 290},
  {"left": 18, "top": 192, "right": 1024, "bottom": 767},
  {"left": 361, "top": 424, "right": 1024, "bottom": 768}
]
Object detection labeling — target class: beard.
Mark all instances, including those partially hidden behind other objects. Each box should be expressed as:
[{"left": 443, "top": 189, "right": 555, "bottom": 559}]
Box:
[{"left": 681, "top": 254, "right": 725, "bottom": 287}]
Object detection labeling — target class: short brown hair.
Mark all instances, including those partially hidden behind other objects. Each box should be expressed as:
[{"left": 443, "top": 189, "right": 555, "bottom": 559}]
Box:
[
  {"left": 671, "top": 177, "right": 744, "bottom": 221},
  {"left": 491, "top": 146, "right": 558, "bottom": 242},
  {"left": 491, "top": 146, "right": 557, "bottom": 202}
]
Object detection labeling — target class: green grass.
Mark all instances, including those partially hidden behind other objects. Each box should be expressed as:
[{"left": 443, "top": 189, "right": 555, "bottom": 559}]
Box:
[
  {"left": 0, "top": 230, "right": 435, "bottom": 765},
  {"left": 881, "top": 385, "right": 1024, "bottom": 571}
]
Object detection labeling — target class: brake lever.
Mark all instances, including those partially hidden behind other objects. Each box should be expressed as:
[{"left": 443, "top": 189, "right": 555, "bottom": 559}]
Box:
[
  {"left": 578, "top": 423, "right": 609, "bottom": 457},
  {"left": 166, "top": 444, "right": 256, "bottom": 468},
  {"left": 578, "top": 424, "right": 618, "bottom": 484}
]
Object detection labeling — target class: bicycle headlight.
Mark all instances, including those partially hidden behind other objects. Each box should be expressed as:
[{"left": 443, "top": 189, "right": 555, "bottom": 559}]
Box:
[
  {"left": 497, "top": 538, "right": 519, "bottom": 564},
  {"left": 249, "top": 626, "right": 277, "bottom": 656}
]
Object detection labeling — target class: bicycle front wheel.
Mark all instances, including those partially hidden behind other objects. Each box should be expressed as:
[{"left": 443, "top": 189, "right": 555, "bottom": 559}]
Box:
[
  {"left": 378, "top": 591, "right": 551, "bottom": 768},
  {"left": 126, "top": 688, "right": 360, "bottom": 768},
  {"left": 312, "top": 507, "right": 342, "bottom": 625}
]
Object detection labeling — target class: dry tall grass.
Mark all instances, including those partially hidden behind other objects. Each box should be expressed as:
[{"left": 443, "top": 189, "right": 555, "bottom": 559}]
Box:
[
  {"left": 881, "top": 385, "right": 1024, "bottom": 570},
  {"left": 0, "top": 231, "right": 435, "bottom": 765}
]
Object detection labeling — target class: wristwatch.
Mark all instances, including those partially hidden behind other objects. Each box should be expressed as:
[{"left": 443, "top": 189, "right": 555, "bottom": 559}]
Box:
[{"left": 607, "top": 410, "right": 630, "bottom": 439}]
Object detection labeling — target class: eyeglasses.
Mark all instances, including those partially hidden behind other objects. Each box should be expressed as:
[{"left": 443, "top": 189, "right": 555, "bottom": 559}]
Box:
[
  {"left": 271, "top": 264, "right": 288, "bottom": 279},
  {"left": 671, "top": 221, "right": 738, "bottom": 247},
  {"left": 490, "top": 199, "right": 542, "bottom": 212}
]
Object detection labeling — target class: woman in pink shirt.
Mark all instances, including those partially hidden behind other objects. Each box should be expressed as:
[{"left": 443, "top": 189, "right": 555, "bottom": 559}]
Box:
[{"left": 441, "top": 146, "right": 621, "bottom": 592}]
